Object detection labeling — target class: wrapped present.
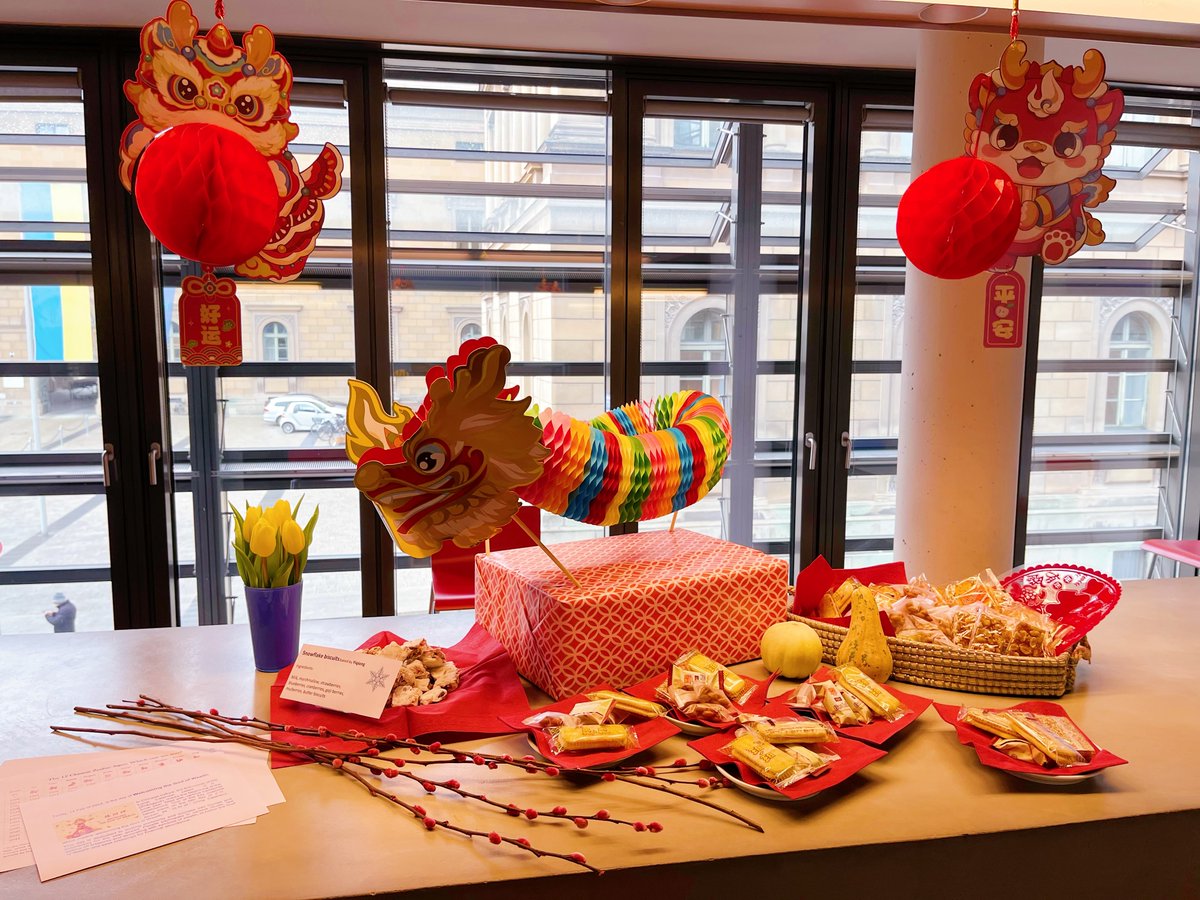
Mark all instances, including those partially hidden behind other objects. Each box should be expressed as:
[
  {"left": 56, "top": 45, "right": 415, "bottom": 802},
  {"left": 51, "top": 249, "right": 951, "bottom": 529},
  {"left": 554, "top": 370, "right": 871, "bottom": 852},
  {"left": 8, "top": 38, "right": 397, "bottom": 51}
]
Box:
[{"left": 476, "top": 529, "right": 788, "bottom": 699}]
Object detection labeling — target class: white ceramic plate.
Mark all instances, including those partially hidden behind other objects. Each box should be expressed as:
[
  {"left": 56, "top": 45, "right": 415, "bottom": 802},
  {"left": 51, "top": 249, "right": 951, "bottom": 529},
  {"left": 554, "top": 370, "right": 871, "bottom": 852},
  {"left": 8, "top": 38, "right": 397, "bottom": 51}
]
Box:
[
  {"left": 663, "top": 714, "right": 719, "bottom": 736},
  {"left": 717, "top": 763, "right": 810, "bottom": 802},
  {"left": 1007, "top": 768, "right": 1104, "bottom": 786}
]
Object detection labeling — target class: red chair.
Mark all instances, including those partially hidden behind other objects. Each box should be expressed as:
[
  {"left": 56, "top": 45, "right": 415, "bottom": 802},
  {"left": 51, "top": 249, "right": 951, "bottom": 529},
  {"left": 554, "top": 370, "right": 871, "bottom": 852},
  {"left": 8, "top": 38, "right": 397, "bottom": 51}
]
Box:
[
  {"left": 428, "top": 505, "right": 541, "bottom": 613},
  {"left": 1141, "top": 539, "right": 1200, "bottom": 576}
]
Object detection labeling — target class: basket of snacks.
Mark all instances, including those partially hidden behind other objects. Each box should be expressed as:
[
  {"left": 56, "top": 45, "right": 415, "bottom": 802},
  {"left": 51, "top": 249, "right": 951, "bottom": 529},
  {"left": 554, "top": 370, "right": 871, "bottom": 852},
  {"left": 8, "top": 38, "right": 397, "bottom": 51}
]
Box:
[{"left": 788, "top": 560, "right": 1120, "bottom": 697}]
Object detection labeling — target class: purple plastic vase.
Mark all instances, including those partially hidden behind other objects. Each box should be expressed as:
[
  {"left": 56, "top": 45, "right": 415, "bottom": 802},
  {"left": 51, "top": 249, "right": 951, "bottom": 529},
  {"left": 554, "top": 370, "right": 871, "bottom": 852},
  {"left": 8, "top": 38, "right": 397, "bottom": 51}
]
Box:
[{"left": 244, "top": 581, "right": 303, "bottom": 672}]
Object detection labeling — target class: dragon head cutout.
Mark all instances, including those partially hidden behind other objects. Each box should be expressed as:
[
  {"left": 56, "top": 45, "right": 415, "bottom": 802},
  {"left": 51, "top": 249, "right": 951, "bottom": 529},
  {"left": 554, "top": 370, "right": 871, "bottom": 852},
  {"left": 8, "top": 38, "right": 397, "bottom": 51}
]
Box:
[
  {"left": 349, "top": 339, "right": 548, "bottom": 558},
  {"left": 966, "top": 40, "right": 1124, "bottom": 266},
  {"left": 120, "top": 0, "right": 297, "bottom": 190}
]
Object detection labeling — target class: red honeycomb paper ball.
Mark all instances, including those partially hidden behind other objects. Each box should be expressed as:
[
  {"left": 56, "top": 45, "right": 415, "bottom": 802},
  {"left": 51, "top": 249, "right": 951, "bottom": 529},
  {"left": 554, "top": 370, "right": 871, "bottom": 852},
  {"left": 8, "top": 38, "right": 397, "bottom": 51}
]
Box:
[
  {"left": 133, "top": 122, "right": 279, "bottom": 267},
  {"left": 896, "top": 156, "right": 1020, "bottom": 280}
]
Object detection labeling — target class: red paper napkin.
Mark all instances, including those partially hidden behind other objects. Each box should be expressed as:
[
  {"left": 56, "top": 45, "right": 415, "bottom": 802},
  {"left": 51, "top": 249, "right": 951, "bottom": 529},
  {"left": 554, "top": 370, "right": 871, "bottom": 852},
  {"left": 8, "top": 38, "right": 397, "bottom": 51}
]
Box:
[
  {"left": 502, "top": 684, "right": 680, "bottom": 770},
  {"left": 269, "top": 624, "right": 531, "bottom": 768},
  {"left": 622, "top": 672, "right": 774, "bottom": 732},
  {"left": 934, "top": 700, "right": 1128, "bottom": 776},
  {"left": 688, "top": 724, "right": 886, "bottom": 800},
  {"left": 786, "top": 666, "right": 931, "bottom": 745},
  {"left": 792, "top": 555, "right": 907, "bottom": 616}
]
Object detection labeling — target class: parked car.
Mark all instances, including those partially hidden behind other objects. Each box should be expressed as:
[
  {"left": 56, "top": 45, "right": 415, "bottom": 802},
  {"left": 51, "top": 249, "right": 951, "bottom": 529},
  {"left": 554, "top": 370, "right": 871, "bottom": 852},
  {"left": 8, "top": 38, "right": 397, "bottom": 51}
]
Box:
[
  {"left": 263, "top": 394, "right": 346, "bottom": 426},
  {"left": 272, "top": 399, "right": 345, "bottom": 434}
]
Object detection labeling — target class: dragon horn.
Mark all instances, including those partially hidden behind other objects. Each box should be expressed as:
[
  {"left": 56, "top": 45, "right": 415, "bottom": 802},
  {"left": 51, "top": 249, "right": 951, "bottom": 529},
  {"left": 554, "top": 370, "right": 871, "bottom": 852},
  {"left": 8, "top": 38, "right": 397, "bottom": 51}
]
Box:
[
  {"left": 242, "top": 24, "right": 275, "bottom": 73},
  {"left": 165, "top": 0, "right": 199, "bottom": 48},
  {"left": 345, "top": 379, "right": 414, "bottom": 465},
  {"left": 995, "top": 40, "right": 1030, "bottom": 91},
  {"left": 1072, "top": 48, "right": 1107, "bottom": 99}
]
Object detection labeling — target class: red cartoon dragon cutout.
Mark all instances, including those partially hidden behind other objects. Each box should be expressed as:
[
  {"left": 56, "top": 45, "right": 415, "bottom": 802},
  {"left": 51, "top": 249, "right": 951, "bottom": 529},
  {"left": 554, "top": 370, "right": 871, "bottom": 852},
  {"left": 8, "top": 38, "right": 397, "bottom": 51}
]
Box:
[
  {"left": 967, "top": 40, "right": 1124, "bottom": 269},
  {"left": 119, "top": 0, "right": 343, "bottom": 283}
]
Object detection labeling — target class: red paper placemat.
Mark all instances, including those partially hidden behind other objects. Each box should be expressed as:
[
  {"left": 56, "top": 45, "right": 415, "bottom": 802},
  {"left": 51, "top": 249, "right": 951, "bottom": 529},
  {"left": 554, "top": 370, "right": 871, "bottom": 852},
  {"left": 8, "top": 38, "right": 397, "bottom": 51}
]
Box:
[
  {"left": 792, "top": 555, "right": 907, "bottom": 617},
  {"left": 934, "top": 700, "right": 1128, "bottom": 776},
  {"left": 622, "top": 672, "right": 775, "bottom": 731},
  {"left": 502, "top": 684, "right": 680, "bottom": 770},
  {"left": 786, "top": 666, "right": 931, "bottom": 745},
  {"left": 269, "top": 624, "right": 531, "bottom": 768},
  {"left": 688, "top": 723, "right": 886, "bottom": 800}
]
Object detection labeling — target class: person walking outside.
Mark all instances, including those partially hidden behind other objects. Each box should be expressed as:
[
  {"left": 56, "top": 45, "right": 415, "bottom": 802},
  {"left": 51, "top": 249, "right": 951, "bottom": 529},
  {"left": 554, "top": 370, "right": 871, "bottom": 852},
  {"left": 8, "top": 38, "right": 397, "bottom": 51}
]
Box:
[{"left": 45, "top": 592, "right": 77, "bottom": 633}]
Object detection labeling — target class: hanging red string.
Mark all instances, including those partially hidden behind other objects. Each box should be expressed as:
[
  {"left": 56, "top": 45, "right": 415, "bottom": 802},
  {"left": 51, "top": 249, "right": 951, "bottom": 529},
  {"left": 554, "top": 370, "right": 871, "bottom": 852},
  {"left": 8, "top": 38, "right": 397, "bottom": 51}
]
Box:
[
  {"left": 214, "top": 0, "right": 225, "bottom": 20},
  {"left": 1009, "top": 0, "right": 1020, "bottom": 41}
]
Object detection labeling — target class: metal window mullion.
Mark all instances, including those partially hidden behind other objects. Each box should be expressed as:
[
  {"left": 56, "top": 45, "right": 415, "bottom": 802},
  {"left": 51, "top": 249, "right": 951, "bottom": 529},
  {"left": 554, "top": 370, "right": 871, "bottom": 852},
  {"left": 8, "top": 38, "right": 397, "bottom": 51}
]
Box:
[
  {"left": 1013, "top": 259, "right": 1046, "bottom": 569},
  {"left": 727, "top": 122, "right": 764, "bottom": 549}
]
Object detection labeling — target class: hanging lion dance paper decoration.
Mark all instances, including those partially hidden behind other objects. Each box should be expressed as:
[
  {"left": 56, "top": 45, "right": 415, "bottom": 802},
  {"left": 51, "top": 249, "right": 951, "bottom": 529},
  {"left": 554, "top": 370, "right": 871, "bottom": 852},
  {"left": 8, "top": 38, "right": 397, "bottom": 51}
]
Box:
[
  {"left": 346, "top": 338, "right": 732, "bottom": 560},
  {"left": 898, "top": 40, "right": 1123, "bottom": 280},
  {"left": 120, "top": 0, "right": 344, "bottom": 365}
]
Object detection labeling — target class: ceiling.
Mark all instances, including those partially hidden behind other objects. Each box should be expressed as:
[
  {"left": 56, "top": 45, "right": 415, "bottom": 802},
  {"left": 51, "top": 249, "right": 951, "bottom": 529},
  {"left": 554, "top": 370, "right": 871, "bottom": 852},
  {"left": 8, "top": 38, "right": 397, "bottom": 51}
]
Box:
[{"left": 0, "top": 0, "right": 1197, "bottom": 80}]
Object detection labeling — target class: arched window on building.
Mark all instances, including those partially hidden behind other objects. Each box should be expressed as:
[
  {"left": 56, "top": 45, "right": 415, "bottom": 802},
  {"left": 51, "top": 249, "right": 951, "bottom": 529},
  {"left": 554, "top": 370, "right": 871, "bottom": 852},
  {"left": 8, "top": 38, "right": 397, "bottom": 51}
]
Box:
[
  {"left": 262, "top": 321, "right": 290, "bottom": 362},
  {"left": 1104, "top": 311, "right": 1154, "bottom": 430},
  {"left": 678, "top": 307, "right": 726, "bottom": 400},
  {"left": 459, "top": 321, "right": 482, "bottom": 344}
]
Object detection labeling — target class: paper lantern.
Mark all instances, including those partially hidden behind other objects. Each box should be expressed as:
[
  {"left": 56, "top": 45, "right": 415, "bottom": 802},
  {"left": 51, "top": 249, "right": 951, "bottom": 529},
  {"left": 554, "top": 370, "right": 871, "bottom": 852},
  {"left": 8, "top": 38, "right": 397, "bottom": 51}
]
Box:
[
  {"left": 896, "top": 156, "right": 1020, "bottom": 281},
  {"left": 133, "top": 122, "right": 279, "bottom": 267}
]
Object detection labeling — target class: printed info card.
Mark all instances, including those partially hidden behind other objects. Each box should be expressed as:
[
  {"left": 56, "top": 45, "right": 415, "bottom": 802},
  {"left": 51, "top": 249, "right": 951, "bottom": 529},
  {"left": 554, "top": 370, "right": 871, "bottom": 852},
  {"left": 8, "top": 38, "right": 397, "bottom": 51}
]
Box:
[{"left": 279, "top": 644, "right": 401, "bottom": 719}]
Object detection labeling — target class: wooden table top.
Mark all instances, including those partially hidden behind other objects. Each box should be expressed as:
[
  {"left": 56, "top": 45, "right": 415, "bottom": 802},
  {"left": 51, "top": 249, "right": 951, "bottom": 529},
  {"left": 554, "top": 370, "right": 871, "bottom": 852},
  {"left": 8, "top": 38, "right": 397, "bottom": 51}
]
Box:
[{"left": 1, "top": 578, "right": 1198, "bottom": 899}]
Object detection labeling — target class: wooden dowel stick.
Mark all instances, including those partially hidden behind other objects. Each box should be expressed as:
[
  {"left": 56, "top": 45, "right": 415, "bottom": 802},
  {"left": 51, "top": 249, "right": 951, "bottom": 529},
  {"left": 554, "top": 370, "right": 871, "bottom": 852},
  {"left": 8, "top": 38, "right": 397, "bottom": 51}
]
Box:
[
  {"left": 485, "top": 538, "right": 490, "bottom": 556},
  {"left": 512, "top": 514, "right": 583, "bottom": 589},
  {"left": 669, "top": 511, "right": 679, "bottom": 532}
]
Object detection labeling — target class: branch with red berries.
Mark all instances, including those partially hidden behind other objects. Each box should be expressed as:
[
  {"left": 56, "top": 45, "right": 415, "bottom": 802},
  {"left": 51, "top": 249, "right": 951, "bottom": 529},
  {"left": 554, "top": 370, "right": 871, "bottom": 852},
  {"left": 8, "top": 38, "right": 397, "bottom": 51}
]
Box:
[{"left": 52, "top": 696, "right": 762, "bottom": 874}]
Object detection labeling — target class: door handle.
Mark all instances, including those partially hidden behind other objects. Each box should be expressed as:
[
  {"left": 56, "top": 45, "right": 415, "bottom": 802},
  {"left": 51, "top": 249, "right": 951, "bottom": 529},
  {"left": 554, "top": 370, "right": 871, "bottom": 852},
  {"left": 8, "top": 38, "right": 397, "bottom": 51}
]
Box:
[
  {"left": 101, "top": 443, "right": 115, "bottom": 488},
  {"left": 841, "top": 431, "right": 852, "bottom": 470},
  {"left": 147, "top": 442, "right": 162, "bottom": 486},
  {"left": 804, "top": 432, "right": 817, "bottom": 471}
]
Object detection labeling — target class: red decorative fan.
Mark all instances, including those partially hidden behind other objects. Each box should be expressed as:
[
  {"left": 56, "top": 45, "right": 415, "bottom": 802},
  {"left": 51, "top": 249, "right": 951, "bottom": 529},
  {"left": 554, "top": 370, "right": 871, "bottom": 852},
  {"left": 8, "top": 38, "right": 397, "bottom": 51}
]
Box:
[{"left": 1000, "top": 564, "right": 1121, "bottom": 654}]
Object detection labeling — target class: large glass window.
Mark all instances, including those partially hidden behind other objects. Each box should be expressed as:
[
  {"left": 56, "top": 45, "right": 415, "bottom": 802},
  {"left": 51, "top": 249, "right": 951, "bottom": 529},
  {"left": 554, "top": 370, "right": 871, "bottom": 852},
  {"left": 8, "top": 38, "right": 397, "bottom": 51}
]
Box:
[
  {"left": 164, "top": 83, "right": 360, "bottom": 624},
  {"left": 1025, "top": 97, "right": 1199, "bottom": 577},
  {"left": 385, "top": 61, "right": 610, "bottom": 612},
  {"left": 0, "top": 69, "right": 117, "bottom": 633}
]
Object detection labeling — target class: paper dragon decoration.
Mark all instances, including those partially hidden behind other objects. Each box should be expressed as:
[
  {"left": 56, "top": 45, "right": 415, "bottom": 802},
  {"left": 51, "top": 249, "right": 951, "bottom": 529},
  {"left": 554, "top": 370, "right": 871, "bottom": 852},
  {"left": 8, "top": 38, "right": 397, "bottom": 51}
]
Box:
[
  {"left": 966, "top": 40, "right": 1124, "bottom": 269},
  {"left": 346, "top": 338, "right": 732, "bottom": 562},
  {"left": 120, "top": 0, "right": 344, "bottom": 365}
]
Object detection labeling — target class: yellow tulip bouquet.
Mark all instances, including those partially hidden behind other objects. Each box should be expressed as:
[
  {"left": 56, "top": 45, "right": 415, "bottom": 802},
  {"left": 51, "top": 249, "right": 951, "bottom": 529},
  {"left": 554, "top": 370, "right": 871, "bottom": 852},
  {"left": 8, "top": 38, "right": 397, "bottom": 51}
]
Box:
[{"left": 229, "top": 499, "right": 319, "bottom": 589}]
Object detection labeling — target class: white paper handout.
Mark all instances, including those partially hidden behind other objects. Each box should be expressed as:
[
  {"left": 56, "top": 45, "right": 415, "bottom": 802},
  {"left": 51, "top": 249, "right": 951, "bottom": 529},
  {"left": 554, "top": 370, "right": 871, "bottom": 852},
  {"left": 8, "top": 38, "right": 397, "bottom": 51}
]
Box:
[
  {"left": 19, "top": 757, "right": 264, "bottom": 881},
  {"left": 280, "top": 643, "right": 402, "bottom": 718},
  {"left": 0, "top": 744, "right": 283, "bottom": 873}
]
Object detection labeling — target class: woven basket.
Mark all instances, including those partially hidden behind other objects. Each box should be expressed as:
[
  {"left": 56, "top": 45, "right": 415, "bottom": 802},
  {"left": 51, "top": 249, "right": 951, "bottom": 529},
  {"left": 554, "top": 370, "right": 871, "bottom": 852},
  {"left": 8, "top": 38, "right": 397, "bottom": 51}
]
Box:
[{"left": 787, "top": 612, "right": 1087, "bottom": 697}]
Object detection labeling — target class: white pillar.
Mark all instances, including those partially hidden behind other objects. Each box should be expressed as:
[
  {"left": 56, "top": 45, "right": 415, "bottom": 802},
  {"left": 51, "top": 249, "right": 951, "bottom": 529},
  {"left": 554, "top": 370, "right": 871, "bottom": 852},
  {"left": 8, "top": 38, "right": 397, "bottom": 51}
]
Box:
[{"left": 893, "top": 29, "right": 1043, "bottom": 583}]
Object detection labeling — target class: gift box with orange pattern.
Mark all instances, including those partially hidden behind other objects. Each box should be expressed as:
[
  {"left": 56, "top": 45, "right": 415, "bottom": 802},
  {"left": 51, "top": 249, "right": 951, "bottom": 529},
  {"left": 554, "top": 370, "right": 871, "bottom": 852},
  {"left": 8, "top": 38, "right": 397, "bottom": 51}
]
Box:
[{"left": 475, "top": 529, "right": 788, "bottom": 700}]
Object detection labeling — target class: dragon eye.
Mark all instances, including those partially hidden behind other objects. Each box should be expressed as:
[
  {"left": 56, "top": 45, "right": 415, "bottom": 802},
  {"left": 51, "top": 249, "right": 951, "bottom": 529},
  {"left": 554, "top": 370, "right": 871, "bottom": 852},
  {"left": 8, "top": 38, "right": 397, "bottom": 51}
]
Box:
[
  {"left": 413, "top": 442, "right": 447, "bottom": 474},
  {"left": 169, "top": 76, "right": 199, "bottom": 103},
  {"left": 234, "top": 94, "right": 262, "bottom": 119},
  {"left": 990, "top": 122, "right": 1020, "bottom": 151},
  {"left": 1053, "top": 131, "right": 1083, "bottom": 159}
]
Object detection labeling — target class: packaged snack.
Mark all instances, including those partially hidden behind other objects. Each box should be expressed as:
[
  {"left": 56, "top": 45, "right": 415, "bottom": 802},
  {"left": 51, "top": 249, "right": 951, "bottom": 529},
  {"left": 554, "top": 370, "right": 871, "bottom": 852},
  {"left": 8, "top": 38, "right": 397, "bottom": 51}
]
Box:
[
  {"left": 821, "top": 683, "right": 862, "bottom": 727},
  {"left": 522, "top": 710, "right": 577, "bottom": 729},
  {"left": 547, "top": 724, "right": 637, "bottom": 753},
  {"left": 569, "top": 699, "right": 615, "bottom": 725},
  {"left": 833, "top": 666, "right": 905, "bottom": 721},
  {"left": 1030, "top": 712, "right": 1096, "bottom": 759},
  {"left": 656, "top": 665, "right": 738, "bottom": 723},
  {"left": 819, "top": 577, "right": 861, "bottom": 618},
  {"left": 778, "top": 742, "right": 837, "bottom": 774},
  {"left": 725, "top": 733, "right": 804, "bottom": 787},
  {"left": 839, "top": 686, "right": 875, "bottom": 724},
  {"left": 1005, "top": 712, "right": 1094, "bottom": 767},
  {"left": 744, "top": 716, "right": 837, "bottom": 745},
  {"left": 673, "top": 649, "right": 755, "bottom": 703},
  {"left": 992, "top": 737, "right": 1049, "bottom": 766},
  {"left": 585, "top": 690, "right": 666, "bottom": 720},
  {"left": 958, "top": 707, "right": 1021, "bottom": 741}
]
